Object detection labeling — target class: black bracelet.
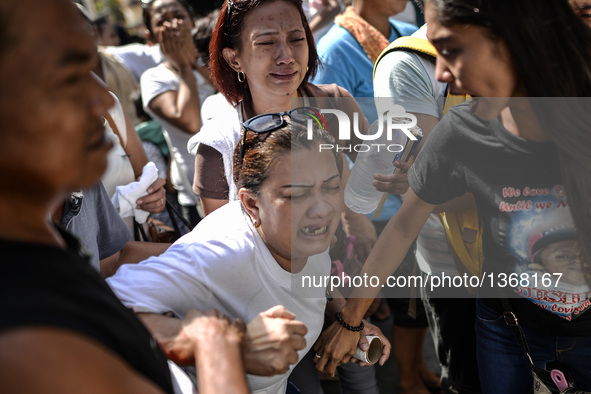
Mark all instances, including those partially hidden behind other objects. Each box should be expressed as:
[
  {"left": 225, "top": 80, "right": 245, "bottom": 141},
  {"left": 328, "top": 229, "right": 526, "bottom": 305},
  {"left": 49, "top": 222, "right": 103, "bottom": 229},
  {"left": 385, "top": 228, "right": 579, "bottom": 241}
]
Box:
[{"left": 335, "top": 312, "right": 364, "bottom": 332}]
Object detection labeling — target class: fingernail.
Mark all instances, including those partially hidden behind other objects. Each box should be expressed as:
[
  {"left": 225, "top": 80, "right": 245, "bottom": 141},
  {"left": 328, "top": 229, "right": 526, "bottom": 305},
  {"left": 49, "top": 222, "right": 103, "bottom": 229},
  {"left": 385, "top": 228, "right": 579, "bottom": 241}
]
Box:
[
  {"left": 147, "top": 188, "right": 153, "bottom": 193},
  {"left": 137, "top": 200, "right": 142, "bottom": 205}
]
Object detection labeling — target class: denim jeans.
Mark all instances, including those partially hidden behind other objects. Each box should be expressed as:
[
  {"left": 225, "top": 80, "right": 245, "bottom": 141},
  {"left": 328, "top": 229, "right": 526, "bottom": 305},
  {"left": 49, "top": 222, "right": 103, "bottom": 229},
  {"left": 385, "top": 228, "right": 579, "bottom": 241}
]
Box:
[{"left": 475, "top": 299, "right": 591, "bottom": 393}]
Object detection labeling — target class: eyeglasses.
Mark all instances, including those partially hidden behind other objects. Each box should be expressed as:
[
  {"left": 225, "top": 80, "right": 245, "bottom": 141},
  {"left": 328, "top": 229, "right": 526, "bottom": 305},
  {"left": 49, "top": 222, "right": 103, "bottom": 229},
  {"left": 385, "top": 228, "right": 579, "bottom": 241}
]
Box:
[{"left": 237, "top": 107, "right": 325, "bottom": 169}]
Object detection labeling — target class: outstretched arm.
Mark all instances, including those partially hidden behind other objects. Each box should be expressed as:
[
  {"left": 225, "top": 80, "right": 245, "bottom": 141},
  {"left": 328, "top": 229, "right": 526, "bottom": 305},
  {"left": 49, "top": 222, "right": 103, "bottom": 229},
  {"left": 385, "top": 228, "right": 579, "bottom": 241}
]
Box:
[
  {"left": 139, "top": 305, "right": 308, "bottom": 377},
  {"left": 314, "top": 189, "right": 436, "bottom": 375}
]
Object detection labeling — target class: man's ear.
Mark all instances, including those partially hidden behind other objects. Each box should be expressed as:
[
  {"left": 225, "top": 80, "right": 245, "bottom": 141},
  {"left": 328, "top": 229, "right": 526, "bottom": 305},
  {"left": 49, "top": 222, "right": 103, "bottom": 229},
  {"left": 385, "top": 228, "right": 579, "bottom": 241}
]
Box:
[
  {"left": 222, "top": 47, "right": 242, "bottom": 73},
  {"left": 238, "top": 188, "right": 260, "bottom": 225}
]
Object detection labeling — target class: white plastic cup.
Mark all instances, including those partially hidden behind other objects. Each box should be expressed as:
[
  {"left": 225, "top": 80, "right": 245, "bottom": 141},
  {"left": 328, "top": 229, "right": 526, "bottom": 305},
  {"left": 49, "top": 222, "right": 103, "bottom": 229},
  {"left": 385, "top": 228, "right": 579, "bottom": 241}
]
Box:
[{"left": 353, "top": 335, "right": 382, "bottom": 364}]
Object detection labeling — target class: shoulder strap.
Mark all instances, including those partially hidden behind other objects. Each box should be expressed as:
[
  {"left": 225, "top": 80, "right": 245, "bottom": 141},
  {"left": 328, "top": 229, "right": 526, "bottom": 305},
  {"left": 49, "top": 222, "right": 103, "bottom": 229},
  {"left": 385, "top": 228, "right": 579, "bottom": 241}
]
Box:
[{"left": 373, "top": 36, "right": 438, "bottom": 80}]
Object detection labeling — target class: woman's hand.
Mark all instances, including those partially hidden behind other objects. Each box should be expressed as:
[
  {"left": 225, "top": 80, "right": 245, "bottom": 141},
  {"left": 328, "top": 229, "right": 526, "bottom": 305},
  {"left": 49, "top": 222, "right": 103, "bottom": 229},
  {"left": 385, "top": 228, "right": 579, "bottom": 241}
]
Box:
[
  {"left": 371, "top": 158, "right": 414, "bottom": 195},
  {"left": 350, "top": 320, "right": 391, "bottom": 367},
  {"left": 158, "top": 19, "right": 198, "bottom": 71},
  {"left": 312, "top": 321, "right": 360, "bottom": 376},
  {"left": 136, "top": 177, "right": 166, "bottom": 214}
]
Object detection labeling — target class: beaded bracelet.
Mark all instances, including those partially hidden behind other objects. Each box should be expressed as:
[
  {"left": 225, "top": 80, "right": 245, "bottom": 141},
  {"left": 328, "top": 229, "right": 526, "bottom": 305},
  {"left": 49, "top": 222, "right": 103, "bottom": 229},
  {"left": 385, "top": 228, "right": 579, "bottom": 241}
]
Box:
[{"left": 335, "top": 311, "right": 364, "bottom": 332}]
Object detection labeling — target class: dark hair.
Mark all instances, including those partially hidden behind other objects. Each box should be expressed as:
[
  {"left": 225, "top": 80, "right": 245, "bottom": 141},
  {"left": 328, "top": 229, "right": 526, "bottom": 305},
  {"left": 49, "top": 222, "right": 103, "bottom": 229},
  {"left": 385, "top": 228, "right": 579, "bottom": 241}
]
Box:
[
  {"left": 233, "top": 119, "right": 342, "bottom": 196},
  {"left": 425, "top": 0, "right": 591, "bottom": 275},
  {"left": 193, "top": 9, "right": 219, "bottom": 67},
  {"left": 93, "top": 16, "right": 107, "bottom": 35},
  {"left": 210, "top": 0, "right": 318, "bottom": 105},
  {"left": 0, "top": 2, "right": 15, "bottom": 62},
  {"left": 143, "top": 0, "right": 195, "bottom": 37},
  {"left": 425, "top": 0, "right": 591, "bottom": 97}
]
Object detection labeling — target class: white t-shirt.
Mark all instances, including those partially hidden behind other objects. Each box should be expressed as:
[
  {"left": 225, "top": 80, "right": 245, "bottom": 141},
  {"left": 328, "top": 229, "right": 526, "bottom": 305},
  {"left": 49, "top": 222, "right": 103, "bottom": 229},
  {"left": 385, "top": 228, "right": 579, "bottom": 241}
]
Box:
[
  {"left": 107, "top": 201, "right": 330, "bottom": 394},
  {"left": 102, "top": 92, "right": 135, "bottom": 198},
  {"left": 103, "top": 43, "right": 164, "bottom": 83},
  {"left": 141, "top": 64, "right": 217, "bottom": 206},
  {"left": 187, "top": 93, "right": 243, "bottom": 202}
]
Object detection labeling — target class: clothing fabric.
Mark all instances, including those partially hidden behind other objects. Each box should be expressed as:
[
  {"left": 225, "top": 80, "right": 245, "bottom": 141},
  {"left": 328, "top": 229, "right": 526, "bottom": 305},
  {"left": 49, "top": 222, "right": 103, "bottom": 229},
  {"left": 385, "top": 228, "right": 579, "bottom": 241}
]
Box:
[
  {"left": 374, "top": 25, "right": 446, "bottom": 120},
  {"left": 188, "top": 83, "right": 368, "bottom": 202},
  {"left": 98, "top": 49, "right": 141, "bottom": 125},
  {"left": 334, "top": 6, "right": 391, "bottom": 64},
  {"left": 475, "top": 299, "right": 591, "bottom": 393},
  {"left": 141, "top": 63, "right": 217, "bottom": 206},
  {"left": 373, "top": 25, "right": 457, "bottom": 277},
  {"left": 0, "top": 228, "right": 174, "bottom": 393},
  {"left": 136, "top": 119, "right": 170, "bottom": 159},
  {"left": 410, "top": 102, "right": 591, "bottom": 389},
  {"left": 136, "top": 120, "right": 169, "bottom": 180},
  {"left": 423, "top": 290, "right": 481, "bottom": 394},
  {"left": 409, "top": 102, "right": 591, "bottom": 332},
  {"left": 312, "top": 18, "right": 416, "bottom": 123},
  {"left": 101, "top": 92, "right": 136, "bottom": 198},
  {"left": 103, "top": 43, "right": 164, "bottom": 83},
  {"left": 107, "top": 200, "right": 330, "bottom": 394},
  {"left": 375, "top": 25, "right": 480, "bottom": 394},
  {"left": 61, "top": 183, "right": 131, "bottom": 272},
  {"left": 193, "top": 143, "right": 228, "bottom": 199}
]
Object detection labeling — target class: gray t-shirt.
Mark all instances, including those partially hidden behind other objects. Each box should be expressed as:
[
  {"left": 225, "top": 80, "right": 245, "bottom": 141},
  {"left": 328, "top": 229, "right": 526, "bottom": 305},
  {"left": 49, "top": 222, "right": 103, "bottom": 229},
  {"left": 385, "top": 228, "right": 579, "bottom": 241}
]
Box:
[
  {"left": 62, "top": 183, "right": 131, "bottom": 271},
  {"left": 409, "top": 102, "right": 591, "bottom": 334}
]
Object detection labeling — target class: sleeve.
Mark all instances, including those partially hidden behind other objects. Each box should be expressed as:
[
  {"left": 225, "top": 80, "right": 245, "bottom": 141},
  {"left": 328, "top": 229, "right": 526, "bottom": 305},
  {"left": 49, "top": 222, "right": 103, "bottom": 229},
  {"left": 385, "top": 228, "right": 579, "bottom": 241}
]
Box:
[
  {"left": 305, "top": 83, "right": 370, "bottom": 161},
  {"left": 374, "top": 50, "right": 440, "bottom": 118},
  {"left": 193, "top": 144, "right": 229, "bottom": 199},
  {"left": 408, "top": 111, "right": 467, "bottom": 204},
  {"left": 140, "top": 67, "right": 176, "bottom": 109},
  {"left": 93, "top": 183, "right": 131, "bottom": 260},
  {"left": 106, "top": 240, "right": 216, "bottom": 317},
  {"left": 312, "top": 33, "right": 363, "bottom": 96}
]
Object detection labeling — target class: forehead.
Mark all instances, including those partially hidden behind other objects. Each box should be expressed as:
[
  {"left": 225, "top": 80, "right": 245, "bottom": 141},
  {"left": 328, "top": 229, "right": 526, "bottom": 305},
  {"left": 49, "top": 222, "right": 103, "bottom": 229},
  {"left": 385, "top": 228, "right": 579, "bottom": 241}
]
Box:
[
  {"left": 242, "top": 1, "right": 303, "bottom": 32},
  {"left": 424, "top": 2, "right": 452, "bottom": 42},
  {"left": 571, "top": 0, "right": 591, "bottom": 8},
  {"left": 265, "top": 148, "right": 337, "bottom": 185},
  {"left": 1, "top": 0, "right": 95, "bottom": 80},
  {"left": 151, "top": 0, "right": 189, "bottom": 16}
]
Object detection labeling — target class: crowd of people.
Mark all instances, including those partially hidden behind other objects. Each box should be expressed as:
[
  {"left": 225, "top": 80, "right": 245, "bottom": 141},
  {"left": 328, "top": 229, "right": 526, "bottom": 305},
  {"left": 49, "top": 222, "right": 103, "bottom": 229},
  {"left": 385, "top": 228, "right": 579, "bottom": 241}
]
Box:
[{"left": 1, "top": 0, "right": 591, "bottom": 393}]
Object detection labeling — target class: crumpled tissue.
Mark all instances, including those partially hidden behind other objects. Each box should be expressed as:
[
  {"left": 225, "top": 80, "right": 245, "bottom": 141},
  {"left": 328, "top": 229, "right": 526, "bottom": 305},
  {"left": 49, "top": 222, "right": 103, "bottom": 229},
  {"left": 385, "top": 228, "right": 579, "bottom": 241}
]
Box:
[{"left": 111, "top": 162, "right": 158, "bottom": 224}]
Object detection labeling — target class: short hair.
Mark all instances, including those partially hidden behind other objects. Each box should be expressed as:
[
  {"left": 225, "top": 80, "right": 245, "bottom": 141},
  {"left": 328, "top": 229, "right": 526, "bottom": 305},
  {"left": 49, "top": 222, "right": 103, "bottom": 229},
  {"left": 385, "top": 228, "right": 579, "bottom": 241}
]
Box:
[
  {"left": 193, "top": 9, "right": 219, "bottom": 67},
  {"left": 209, "top": 0, "right": 318, "bottom": 105},
  {"left": 234, "top": 118, "right": 341, "bottom": 196},
  {"left": 143, "top": 0, "right": 195, "bottom": 37}
]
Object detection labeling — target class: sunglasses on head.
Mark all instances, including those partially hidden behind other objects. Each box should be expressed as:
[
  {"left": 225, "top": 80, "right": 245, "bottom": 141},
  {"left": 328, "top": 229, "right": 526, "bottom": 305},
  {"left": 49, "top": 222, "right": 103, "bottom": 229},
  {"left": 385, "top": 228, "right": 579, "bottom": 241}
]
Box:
[
  {"left": 225, "top": 0, "right": 235, "bottom": 33},
  {"left": 237, "top": 107, "right": 326, "bottom": 169}
]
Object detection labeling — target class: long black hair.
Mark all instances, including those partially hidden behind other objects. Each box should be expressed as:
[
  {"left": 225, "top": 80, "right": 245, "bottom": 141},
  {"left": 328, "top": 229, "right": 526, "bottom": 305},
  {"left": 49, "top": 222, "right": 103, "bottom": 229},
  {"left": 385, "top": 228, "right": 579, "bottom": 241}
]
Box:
[{"left": 425, "top": 0, "right": 591, "bottom": 275}]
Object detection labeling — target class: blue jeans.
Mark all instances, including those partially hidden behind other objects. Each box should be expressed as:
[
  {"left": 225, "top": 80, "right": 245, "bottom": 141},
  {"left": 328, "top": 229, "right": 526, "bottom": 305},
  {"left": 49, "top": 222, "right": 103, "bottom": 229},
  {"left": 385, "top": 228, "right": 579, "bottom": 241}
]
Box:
[{"left": 475, "top": 299, "right": 591, "bottom": 393}]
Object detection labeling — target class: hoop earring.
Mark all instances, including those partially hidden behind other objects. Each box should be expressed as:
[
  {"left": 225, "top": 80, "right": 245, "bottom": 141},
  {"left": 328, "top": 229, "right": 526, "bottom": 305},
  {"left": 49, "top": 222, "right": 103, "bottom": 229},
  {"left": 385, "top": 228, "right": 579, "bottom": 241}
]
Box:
[
  {"left": 237, "top": 71, "right": 246, "bottom": 83},
  {"left": 253, "top": 220, "right": 261, "bottom": 228}
]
